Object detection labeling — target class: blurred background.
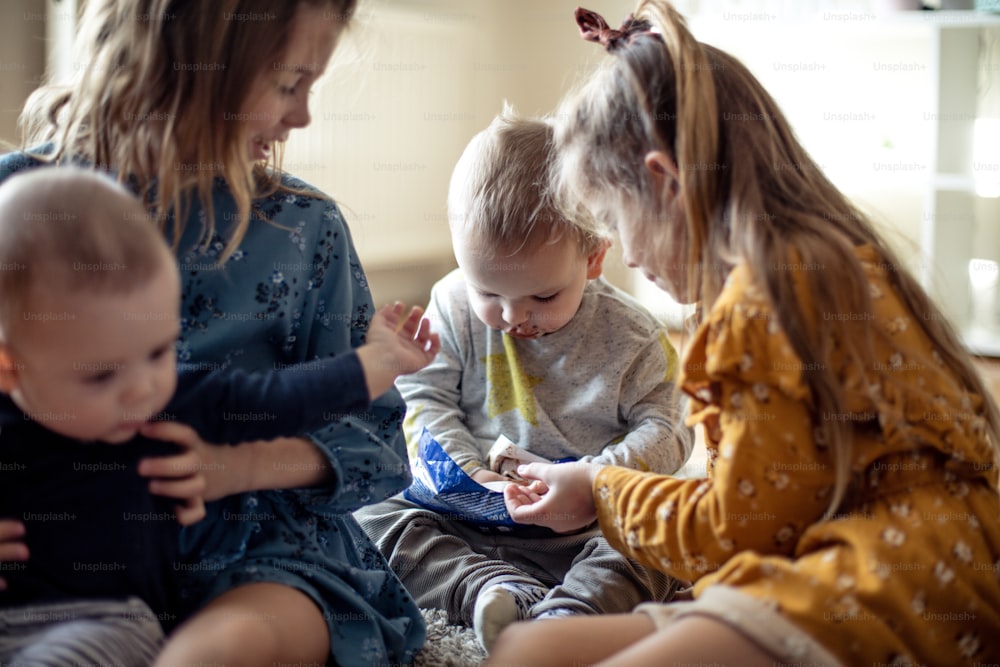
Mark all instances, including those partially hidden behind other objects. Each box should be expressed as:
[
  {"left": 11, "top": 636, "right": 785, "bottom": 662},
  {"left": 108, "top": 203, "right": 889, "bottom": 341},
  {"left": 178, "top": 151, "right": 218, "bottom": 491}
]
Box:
[{"left": 2, "top": 0, "right": 999, "bottom": 356}]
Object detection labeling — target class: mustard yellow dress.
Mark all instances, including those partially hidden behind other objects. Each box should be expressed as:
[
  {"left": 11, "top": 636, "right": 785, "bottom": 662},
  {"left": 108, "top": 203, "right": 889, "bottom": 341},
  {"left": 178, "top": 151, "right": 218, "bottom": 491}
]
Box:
[{"left": 595, "top": 245, "right": 1000, "bottom": 665}]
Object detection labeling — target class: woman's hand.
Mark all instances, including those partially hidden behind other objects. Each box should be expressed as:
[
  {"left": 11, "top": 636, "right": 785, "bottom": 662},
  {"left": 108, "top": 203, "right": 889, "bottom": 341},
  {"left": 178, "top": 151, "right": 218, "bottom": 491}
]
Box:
[
  {"left": 138, "top": 422, "right": 219, "bottom": 525},
  {"left": 0, "top": 519, "right": 28, "bottom": 591},
  {"left": 503, "top": 461, "right": 603, "bottom": 533}
]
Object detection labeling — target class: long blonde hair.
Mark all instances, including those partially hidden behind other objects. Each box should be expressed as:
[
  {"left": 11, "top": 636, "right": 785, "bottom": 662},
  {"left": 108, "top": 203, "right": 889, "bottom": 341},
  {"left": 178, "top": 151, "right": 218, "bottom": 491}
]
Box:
[
  {"left": 555, "top": 0, "right": 1000, "bottom": 515},
  {"left": 20, "top": 0, "right": 355, "bottom": 260}
]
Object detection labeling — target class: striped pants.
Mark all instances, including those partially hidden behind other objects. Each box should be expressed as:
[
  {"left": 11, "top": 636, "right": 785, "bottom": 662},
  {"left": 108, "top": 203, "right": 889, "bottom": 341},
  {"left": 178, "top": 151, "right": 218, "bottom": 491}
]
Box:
[{"left": 0, "top": 598, "right": 163, "bottom": 667}]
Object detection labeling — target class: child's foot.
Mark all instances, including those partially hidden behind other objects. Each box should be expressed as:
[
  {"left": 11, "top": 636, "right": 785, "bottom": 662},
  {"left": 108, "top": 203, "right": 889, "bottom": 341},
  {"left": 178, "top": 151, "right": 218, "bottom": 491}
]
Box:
[{"left": 473, "top": 582, "right": 548, "bottom": 651}]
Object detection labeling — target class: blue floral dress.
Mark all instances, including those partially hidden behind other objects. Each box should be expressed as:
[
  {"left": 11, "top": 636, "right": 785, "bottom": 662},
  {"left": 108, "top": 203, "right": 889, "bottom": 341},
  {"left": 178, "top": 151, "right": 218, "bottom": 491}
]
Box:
[{"left": 0, "top": 152, "right": 426, "bottom": 667}]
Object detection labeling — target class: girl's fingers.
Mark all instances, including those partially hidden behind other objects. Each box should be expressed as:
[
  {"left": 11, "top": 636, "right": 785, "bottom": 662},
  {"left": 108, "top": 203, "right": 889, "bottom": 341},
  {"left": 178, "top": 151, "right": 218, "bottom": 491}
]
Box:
[
  {"left": 525, "top": 480, "right": 548, "bottom": 495},
  {"left": 401, "top": 307, "right": 423, "bottom": 336},
  {"left": 0, "top": 521, "right": 29, "bottom": 583},
  {"left": 0, "top": 520, "right": 26, "bottom": 542},
  {"left": 147, "top": 472, "right": 206, "bottom": 501},
  {"left": 516, "top": 462, "right": 547, "bottom": 482},
  {"left": 139, "top": 450, "right": 200, "bottom": 479},
  {"left": 138, "top": 422, "right": 206, "bottom": 480},
  {"left": 0, "top": 542, "right": 28, "bottom": 562},
  {"left": 504, "top": 484, "right": 544, "bottom": 510},
  {"left": 173, "top": 498, "right": 207, "bottom": 526},
  {"left": 387, "top": 302, "right": 406, "bottom": 331}
]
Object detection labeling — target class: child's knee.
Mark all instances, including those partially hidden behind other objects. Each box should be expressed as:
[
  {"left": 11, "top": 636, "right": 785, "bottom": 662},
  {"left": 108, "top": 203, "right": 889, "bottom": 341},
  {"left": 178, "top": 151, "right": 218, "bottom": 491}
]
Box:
[{"left": 157, "top": 609, "right": 283, "bottom": 664}]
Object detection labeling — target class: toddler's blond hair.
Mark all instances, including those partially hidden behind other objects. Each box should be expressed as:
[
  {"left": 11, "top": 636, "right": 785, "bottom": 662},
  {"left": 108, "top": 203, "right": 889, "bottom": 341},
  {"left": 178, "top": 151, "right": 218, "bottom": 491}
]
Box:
[{"left": 448, "top": 108, "right": 608, "bottom": 259}]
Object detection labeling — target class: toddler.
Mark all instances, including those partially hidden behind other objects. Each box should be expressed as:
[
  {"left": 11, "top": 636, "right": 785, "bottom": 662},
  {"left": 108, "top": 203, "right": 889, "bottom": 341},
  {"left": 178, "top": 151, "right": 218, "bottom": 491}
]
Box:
[{"left": 357, "top": 110, "right": 691, "bottom": 650}]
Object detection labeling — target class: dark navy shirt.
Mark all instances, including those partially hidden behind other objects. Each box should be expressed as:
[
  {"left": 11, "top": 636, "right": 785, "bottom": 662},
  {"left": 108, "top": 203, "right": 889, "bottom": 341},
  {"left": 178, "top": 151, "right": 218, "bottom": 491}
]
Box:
[{"left": 0, "top": 354, "right": 368, "bottom": 623}]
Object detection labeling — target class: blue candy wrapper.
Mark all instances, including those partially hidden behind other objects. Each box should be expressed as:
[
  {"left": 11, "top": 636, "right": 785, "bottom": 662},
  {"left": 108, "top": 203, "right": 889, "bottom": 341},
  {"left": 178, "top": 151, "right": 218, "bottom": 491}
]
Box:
[{"left": 403, "top": 428, "right": 517, "bottom": 527}]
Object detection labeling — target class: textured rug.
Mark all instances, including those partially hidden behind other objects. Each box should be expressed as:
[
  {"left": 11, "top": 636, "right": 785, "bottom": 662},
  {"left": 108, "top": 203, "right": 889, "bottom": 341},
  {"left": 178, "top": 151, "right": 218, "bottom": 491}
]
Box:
[{"left": 413, "top": 608, "right": 487, "bottom": 667}]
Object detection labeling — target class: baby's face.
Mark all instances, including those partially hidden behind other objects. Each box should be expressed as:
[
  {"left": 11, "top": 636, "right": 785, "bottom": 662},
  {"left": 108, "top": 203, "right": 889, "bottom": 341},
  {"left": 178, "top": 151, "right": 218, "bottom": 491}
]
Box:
[
  {"left": 7, "top": 265, "right": 180, "bottom": 444},
  {"left": 455, "top": 235, "right": 604, "bottom": 339}
]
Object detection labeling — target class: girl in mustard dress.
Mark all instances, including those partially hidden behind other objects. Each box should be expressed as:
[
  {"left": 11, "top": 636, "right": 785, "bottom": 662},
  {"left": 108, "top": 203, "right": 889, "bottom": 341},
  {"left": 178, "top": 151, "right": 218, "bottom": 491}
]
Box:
[{"left": 488, "top": 2, "right": 1000, "bottom": 666}]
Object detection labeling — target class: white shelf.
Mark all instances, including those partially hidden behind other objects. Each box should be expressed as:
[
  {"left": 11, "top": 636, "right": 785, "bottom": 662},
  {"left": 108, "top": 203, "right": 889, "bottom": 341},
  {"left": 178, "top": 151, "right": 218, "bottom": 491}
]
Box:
[
  {"left": 965, "top": 329, "right": 1000, "bottom": 357},
  {"left": 933, "top": 173, "right": 978, "bottom": 191},
  {"left": 688, "top": 8, "right": 1000, "bottom": 356},
  {"left": 920, "top": 16, "right": 998, "bottom": 353}
]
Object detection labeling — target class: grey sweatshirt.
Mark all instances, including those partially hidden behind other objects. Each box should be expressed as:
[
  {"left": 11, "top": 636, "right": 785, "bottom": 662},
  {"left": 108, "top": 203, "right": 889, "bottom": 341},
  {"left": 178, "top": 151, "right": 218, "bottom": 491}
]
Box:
[{"left": 397, "top": 269, "right": 692, "bottom": 476}]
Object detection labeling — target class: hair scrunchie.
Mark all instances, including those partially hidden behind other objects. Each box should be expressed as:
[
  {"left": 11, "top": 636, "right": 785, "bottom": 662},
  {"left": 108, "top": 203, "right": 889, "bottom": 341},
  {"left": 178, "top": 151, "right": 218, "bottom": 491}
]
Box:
[{"left": 574, "top": 6, "right": 655, "bottom": 52}]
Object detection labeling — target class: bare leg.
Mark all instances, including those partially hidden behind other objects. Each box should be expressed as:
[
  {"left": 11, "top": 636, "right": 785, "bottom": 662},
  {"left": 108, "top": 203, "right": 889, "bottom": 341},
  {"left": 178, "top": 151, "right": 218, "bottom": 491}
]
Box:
[
  {"left": 485, "top": 614, "right": 656, "bottom": 667},
  {"left": 487, "top": 614, "right": 779, "bottom": 667},
  {"left": 153, "top": 583, "right": 329, "bottom": 667},
  {"left": 594, "top": 616, "right": 778, "bottom": 667}
]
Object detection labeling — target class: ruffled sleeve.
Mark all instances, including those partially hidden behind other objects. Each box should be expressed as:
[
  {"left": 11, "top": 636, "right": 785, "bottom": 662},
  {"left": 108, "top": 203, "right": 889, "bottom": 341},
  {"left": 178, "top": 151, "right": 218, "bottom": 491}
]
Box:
[{"left": 594, "top": 265, "right": 836, "bottom": 582}]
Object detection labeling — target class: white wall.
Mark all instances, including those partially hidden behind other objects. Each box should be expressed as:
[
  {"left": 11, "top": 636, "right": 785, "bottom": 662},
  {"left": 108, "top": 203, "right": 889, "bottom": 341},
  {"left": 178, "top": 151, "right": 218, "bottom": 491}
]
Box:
[
  {"left": 0, "top": 0, "right": 47, "bottom": 149},
  {"left": 3, "top": 1, "right": 996, "bottom": 326},
  {"left": 284, "top": 0, "right": 638, "bottom": 305},
  {"left": 287, "top": 1, "right": 999, "bottom": 320}
]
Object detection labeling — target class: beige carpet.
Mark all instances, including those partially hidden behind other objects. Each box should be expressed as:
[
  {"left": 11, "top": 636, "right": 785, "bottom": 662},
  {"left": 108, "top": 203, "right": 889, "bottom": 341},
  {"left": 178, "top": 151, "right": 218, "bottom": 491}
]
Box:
[{"left": 413, "top": 608, "right": 486, "bottom": 667}]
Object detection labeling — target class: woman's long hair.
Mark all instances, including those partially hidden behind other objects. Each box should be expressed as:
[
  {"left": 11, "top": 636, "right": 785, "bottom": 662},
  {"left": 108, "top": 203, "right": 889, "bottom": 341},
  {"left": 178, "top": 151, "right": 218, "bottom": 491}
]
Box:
[{"left": 20, "top": 0, "right": 355, "bottom": 259}]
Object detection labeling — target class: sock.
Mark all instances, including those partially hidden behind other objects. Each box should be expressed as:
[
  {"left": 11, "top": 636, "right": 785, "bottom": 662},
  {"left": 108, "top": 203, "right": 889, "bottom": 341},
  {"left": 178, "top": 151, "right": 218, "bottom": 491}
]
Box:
[
  {"left": 532, "top": 607, "right": 578, "bottom": 620},
  {"left": 473, "top": 581, "right": 548, "bottom": 652}
]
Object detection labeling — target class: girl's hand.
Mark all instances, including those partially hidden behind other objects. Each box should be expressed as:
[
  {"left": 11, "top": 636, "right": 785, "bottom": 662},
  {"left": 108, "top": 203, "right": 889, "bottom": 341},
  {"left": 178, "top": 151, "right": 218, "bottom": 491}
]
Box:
[
  {"left": 503, "top": 479, "right": 549, "bottom": 524},
  {"left": 369, "top": 302, "right": 441, "bottom": 375},
  {"left": 0, "top": 519, "right": 28, "bottom": 591},
  {"left": 138, "top": 422, "right": 219, "bottom": 525},
  {"left": 358, "top": 302, "right": 441, "bottom": 400},
  {"left": 503, "top": 461, "right": 601, "bottom": 533}
]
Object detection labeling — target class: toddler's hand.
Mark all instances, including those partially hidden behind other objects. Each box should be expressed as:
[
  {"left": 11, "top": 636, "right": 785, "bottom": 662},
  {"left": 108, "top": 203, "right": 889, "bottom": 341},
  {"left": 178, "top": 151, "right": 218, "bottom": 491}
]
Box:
[
  {"left": 471, "top": 469, "right": 509, "bottom": 485},
  {"left": 0, "top": 519, "right": 28, "bottom": 591},
  {"left": 503, "top": 479, "right": 549, "bottom": 523}
]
